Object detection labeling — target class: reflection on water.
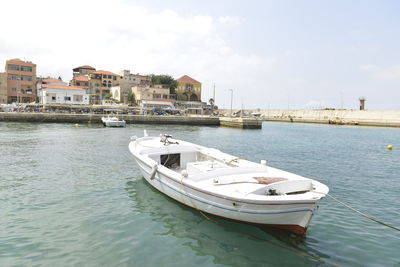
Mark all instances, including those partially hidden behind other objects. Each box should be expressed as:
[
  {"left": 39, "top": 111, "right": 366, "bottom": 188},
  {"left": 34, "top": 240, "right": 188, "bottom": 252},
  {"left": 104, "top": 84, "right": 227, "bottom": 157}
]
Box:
[{"left": 126, "top": 179, "right": 330, "bottom": 267}]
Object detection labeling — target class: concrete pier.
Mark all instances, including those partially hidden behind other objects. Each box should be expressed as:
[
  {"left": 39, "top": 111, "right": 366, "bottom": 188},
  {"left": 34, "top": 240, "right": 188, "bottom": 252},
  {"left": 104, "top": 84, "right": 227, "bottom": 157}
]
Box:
[
  {"left": 0, "top": 113, "right": 220, "bottom": 126},
  {"left": 219, "top": 117, "right": 262, "bottom": 129},
  {"left": 0, "top": 112, "right": 265, "bottom": 129},
  {"left": 219, "top": 109, "right": 400, "bottom": 128}
]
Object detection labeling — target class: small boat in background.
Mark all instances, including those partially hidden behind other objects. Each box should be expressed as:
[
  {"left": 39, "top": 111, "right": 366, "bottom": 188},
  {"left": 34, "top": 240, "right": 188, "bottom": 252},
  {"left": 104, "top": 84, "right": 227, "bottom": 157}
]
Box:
[
  {"left": 129, "top": 132, "right": 329, "bottom": 235},
  {"left": 101, "top": 115, "right": 126, "bottom": 127},
  {"left": 101, "top": 108, "right": 126, "bottom": 127}
]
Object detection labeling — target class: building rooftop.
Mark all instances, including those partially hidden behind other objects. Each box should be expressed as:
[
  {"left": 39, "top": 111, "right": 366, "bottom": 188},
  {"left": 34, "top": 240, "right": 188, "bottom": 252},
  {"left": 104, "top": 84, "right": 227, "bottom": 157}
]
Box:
[
  {"left": 75, "top": 65, "right": 96, "bottom": 70},
  {"left": 42, "top": 78, "right": 66, "bottom": 84},
  {"left": 42, "top": 84, "right": 85, "bottom": 91},
  {"left": 74, "top": 75, "right": 89, "bottom": 82},
  {"left": 6, "top": 58, "right": 36, "bottom": 66},
  {"left": 176, "top": 75, "right": 201, "bottom": 84},
  {"left": 92, "top": 70, "right": 120, "bottom": 77}
]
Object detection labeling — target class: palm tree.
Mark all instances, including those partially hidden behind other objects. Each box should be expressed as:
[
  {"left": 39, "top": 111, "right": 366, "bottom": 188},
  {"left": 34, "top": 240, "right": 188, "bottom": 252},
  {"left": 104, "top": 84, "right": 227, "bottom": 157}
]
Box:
[{"left": 209, "top": 98, "right": 215, "bottom": 111}]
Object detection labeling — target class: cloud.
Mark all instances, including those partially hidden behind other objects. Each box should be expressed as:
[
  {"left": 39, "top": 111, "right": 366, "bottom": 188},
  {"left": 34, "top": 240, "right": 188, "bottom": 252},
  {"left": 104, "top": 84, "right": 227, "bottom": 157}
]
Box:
[
  {"left": 288, "top": 77, "right": 305, "bottom": 85},
  {"left": 360, "top": 64, "right": 400, "bottom": 80}
]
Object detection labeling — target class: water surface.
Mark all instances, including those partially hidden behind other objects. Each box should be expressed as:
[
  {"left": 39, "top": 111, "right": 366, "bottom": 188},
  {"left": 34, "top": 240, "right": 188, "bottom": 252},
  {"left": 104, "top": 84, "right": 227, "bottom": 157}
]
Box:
[{"left": 1, "top": 122, "right": 399, "bottom": 266}]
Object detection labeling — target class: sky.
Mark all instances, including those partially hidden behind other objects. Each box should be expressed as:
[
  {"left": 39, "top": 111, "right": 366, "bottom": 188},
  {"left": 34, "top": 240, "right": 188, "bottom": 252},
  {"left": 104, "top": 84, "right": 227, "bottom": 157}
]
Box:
[{"left": 1, "top": 0, "right": 399, "bottom": 110}]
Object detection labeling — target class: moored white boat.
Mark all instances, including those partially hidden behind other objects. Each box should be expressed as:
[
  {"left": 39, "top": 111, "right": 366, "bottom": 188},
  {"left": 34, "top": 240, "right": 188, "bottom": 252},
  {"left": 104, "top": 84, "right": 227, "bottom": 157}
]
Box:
[
  {"left": 101, "top": 115, "right": 126, "bottom": 127},
  {"left": 129, "top": 133, "right": 329, "bottom": 235}
]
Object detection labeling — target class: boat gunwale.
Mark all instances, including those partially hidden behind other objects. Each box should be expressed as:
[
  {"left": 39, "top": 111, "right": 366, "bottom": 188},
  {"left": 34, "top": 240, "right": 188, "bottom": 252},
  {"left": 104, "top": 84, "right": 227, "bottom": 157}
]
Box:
[{"left": 131, "top": 150, "right": 324, "bottom": 206}]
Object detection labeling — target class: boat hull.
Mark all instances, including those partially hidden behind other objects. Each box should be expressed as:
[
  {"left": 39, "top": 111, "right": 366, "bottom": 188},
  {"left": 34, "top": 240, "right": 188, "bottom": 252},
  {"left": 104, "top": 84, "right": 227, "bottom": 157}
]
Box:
[
  {"left": 135, "top": 158, "right": 319, "bottom": 235},
  {"left": 101, "top": 118, "right": 126, "bottom": 127}
]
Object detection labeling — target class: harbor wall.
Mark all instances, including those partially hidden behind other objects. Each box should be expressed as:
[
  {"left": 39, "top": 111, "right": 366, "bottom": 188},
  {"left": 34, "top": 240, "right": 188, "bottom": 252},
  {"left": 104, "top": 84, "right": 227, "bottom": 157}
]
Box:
[
  {"left": 220, "top": 109, "right": 400, "bottom": 127},
  {"left": 0, "top": 112, "right": 220, "bottom": 126}
]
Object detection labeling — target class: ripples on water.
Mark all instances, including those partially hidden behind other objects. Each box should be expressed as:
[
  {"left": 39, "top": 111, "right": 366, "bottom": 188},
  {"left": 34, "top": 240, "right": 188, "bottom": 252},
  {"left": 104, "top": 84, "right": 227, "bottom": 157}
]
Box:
[{"left": 0, "top": 122, "right": 399, "bottom": 266}]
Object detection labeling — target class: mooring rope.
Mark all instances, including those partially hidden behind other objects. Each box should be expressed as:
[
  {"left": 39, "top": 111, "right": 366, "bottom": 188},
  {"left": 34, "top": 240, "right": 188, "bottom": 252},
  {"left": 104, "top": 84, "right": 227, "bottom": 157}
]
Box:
[{"left": 325, "top": 193, "right": 400, "bottom": 232}]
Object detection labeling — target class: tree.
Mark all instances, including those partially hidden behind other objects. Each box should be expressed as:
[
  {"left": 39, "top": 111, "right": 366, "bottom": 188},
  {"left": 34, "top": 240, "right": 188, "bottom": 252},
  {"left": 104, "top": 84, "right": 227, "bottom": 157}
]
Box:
[
  {"left": 151, "top": 74, "right": 178, "bottom": 94},
  {"left": 104, "top": 93, "right": 112, "bottom": 100},
  {"left": 209, "top": 98, "right": 215, "bottom": 110},
  {"left": 127, "top": 93, "right": 135, "bottom": 106}
]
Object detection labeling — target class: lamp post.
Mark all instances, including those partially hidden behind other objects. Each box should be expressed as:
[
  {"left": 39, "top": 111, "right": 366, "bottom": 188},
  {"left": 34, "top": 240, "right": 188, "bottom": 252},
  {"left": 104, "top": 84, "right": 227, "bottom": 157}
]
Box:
[{"left": 229, "top": 89, "right": 233, "bottom": 117}]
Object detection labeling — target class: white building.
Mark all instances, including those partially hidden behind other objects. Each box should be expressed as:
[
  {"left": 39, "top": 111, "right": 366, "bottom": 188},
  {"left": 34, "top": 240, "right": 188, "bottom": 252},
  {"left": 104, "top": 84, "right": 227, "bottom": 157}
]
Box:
[{"left": 38, "top": 78, "right": 89, "bottom": 105}]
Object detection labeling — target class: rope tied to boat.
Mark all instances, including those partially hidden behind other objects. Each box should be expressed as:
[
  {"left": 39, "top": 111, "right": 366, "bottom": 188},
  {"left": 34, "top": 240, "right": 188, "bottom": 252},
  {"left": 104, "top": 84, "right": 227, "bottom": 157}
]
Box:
[{"left": 313, "top": 192, "right": 400, "bottom": 232}]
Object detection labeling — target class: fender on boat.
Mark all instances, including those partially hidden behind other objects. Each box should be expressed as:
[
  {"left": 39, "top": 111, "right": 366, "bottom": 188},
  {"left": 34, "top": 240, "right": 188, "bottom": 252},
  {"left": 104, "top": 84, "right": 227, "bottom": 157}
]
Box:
[{"left": 150, "top": 164, "right": 158, "bottom": 180}]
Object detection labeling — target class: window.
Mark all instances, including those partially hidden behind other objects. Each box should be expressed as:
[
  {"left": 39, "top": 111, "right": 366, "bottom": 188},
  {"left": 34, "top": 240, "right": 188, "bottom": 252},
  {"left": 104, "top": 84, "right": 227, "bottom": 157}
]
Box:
[
  {"left": 73, "top": 95, "right": 83, "bottom": 102},
  {"left": 52, "top": 96, "right": 56, "bottom": 100},
  {"left": 103, "top": 75, "right": 107, "bottom": 79},
  {"left": 21, "top": 76, "right": 32, "bottom": 81},
  {"left": 21, "top": 66, "right": 32, "bottom": 72},
  {"left": 185, "top": 84, "right": 193, "bottom": 91},
  {"left": 11, "top": 87, "right": 16, "bottom": 91},
  {"left": 8, "top": 75, "right": 19, "bottom": 80},
  {"left": 108, "top": 75, "right": 111, "bottom": 79},
  {"left": 77, "top": 82, "right": 81, "bottom": 86},
  {"left": 113, "top": 76, "right": 116, "bottom": 80},
  {"left": 64, "top": 96, "right": 71, "bottom": 101},
  {"left": 85, "top": 82, "right": 88, "bottom": 86},
  {"left": 8, "top": 65, "right": 19, "bottom": 71},
  {"left": 108, "top": 81, "right": 112, "bottom": 87}
]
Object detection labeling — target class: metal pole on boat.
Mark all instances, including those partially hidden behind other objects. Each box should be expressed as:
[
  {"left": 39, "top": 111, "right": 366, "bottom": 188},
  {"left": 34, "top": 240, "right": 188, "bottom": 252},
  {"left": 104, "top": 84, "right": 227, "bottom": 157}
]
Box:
[{"left": 229, "top": 89, "right": 233, "bottom": 117}]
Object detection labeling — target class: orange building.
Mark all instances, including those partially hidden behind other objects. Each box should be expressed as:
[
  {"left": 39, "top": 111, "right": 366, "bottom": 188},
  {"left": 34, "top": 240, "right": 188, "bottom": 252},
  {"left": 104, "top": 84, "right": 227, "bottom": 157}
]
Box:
[
  {"left": 5, "top": 58, "right": 37, "bottom": 103},
  {"left": 176, "top": 75, "right": 201, "bottom": 102}
]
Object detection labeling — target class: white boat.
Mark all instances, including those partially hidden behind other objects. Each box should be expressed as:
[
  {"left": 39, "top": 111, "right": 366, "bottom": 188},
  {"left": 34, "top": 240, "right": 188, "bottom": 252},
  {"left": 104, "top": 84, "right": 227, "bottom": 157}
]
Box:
[
  {"left": 101, "top": 115, "right": 126, "bottom": 127},
  {"left": 129, "top": 133, "right": 329, "bottom": 235}
]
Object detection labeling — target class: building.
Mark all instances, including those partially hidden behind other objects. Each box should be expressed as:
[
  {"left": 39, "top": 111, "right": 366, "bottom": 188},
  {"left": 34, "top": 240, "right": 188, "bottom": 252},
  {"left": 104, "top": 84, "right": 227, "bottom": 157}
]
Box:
[
  {"left": 71, "top": 66, "right": 121, "bottom": 104},
  {"left": 38, "top": 78, "right": 89, "bottom": 105},
  {"left": 112, "top": 70, "right": 152, "bottom": 104},
  {"left": 131, "top": 85, "right": 175, "bottom": 108},
  {"left": 176, "top": 75, "right": 201, "bottom": 102},
  {"left": 72, "top": 65, "right": 96, "bottom": 77},
  {"left": 5, "top": 58, "right": 37, "bottom": 103},
  {"left": 119, "top": 70, "right": 151, "bottom": 87},
  {"left": 70, "top": 75, "right": 89, "bottom": 91},
  {"left": 0, "top": 72, "right": 7, "bottom": 104},
  {"left": 88, "top": 70, "right": 121, "bottom": 103}
]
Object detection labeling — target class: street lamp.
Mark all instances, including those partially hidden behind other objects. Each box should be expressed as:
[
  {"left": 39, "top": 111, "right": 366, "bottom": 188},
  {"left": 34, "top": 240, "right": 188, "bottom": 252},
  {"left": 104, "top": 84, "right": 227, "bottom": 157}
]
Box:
[{"left": 229, "top": 89, "right": 233, "bottom": 117}]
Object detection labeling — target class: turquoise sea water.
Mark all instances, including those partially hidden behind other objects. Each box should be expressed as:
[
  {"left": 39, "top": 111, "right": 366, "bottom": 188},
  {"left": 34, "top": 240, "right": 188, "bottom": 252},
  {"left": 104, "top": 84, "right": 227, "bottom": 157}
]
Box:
[{"left": 1, "top": 121, "right": 399, "bottom": 266}]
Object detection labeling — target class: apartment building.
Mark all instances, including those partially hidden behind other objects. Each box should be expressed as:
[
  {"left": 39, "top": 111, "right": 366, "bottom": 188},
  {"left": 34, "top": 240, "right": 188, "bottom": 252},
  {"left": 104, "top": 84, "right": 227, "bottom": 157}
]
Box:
[
  {"left": 5, "top": 58, "right": 37, "bottom": 103},
  {"left": 88, "top": 70, "right": 121, "bottom": 103},
  {"left": 71, "top": 66, "right": 121, "bottom": 104}
]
